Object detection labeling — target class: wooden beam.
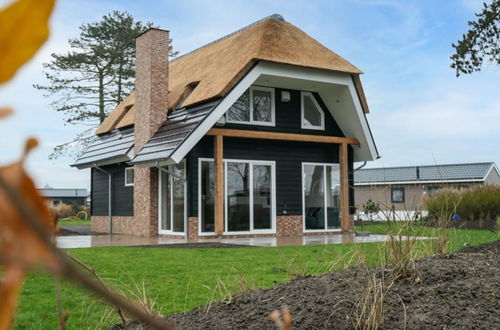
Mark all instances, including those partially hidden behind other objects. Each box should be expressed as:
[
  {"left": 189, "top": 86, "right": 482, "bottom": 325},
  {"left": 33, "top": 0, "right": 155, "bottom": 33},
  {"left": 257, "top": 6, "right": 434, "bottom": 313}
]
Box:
[
  {"left": 214, "top": 135, "right": 224, "bottom": 236},
  {"left": 339, "top": 142, "right": 352, "bottom": 232},
  {"left": 207, "top": 128, "right": 359, "bottom": 145}
]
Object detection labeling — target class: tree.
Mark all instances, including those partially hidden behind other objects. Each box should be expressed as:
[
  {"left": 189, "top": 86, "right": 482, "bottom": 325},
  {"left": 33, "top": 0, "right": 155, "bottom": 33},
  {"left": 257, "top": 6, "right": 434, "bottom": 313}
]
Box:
[
  {"left": 451, "top": 0, "right": 499, "bottom": 76},
  {"left": 34, "top": 11, "right": 179, "bottom": 158},
  {"left": 363, "top": 199, "right": 380, "bottom": 222}
]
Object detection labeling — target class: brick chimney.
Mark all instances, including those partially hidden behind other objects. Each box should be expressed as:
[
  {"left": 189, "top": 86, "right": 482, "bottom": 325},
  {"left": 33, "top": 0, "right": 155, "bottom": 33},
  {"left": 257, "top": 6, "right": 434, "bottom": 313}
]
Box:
[
  {"left": 133, "top": 28, "right": 169, "bottom": 237},
  {"left": 134, "top": 28, "right": 169, "bottom": 152}
]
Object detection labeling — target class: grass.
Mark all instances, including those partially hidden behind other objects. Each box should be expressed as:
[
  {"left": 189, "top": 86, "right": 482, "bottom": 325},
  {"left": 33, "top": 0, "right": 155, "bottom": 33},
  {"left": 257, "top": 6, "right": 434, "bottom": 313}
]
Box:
[
  {"left": 58, "top": 219, "right": 91, "bottom": 226},
  {"left": 13, "top": 224, "right": 498, "bottom": 329}
]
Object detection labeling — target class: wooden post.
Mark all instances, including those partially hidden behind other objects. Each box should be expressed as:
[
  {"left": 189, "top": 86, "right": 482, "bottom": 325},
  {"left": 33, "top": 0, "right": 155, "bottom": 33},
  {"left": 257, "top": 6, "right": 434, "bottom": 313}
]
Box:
[
  {"left": 339, "top": 143, "right": 351, "bottom": 232},
  {"left": 214, "top": 135, "right": 224, "bottom": 236}
]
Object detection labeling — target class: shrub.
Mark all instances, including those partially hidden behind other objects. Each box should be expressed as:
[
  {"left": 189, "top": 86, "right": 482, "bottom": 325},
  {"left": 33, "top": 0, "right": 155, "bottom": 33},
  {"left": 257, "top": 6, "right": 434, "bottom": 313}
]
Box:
[
  {"left": 49, "top": 202, "right": 90, "bottom": 220},
  {"left": 425, "top": 185, "right": 500, "bottom": 223}
]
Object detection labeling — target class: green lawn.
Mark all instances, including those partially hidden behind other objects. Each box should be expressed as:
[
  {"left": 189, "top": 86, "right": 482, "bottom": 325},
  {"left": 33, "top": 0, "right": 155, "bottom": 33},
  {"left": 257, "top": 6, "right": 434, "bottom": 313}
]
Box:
[
  {"left": 13, "top": 225, "right": 498, "bottom": 329},
  {"left": 58, "top": 219, "right": 91, "bottom": 226}
]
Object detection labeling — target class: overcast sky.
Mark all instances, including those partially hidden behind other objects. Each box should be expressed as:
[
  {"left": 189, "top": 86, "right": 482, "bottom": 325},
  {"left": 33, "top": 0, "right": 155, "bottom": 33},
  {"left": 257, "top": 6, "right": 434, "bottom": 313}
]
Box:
[{"left": 0, "top": 0, "right": 498, "bottom": 190}]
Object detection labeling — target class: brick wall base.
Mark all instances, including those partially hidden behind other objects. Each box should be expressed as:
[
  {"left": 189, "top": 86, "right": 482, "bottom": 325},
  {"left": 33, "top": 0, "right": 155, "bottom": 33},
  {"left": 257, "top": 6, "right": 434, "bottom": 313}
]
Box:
[
  {"left": 276, "top": 215, "right": 303, "bottom": 236},
  {"left": 91, "top": 216, "right": 138, "bottom": 235},
  {"left": 185, "top": 215, "right": 350, "bottom": 239},
  {"left": 93, "top": 214, "right": 353, "bottom": 238}
]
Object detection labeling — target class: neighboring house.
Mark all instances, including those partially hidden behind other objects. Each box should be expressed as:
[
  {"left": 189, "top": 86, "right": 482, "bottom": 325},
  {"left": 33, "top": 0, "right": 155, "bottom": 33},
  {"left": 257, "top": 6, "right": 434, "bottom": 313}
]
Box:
[
  {"left": 72, "top": 15, "right": 378, "bottom": 238},
  {"left": 354, "top": 162, "right": 500, "bottom": 220},
  {"left": 39, "top": 188, "right": 88, "bottom": 207}
]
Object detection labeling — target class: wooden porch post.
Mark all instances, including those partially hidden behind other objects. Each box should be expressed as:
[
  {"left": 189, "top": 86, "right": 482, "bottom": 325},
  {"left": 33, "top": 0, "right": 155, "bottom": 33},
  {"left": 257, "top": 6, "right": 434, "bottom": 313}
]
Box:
[
  {"left": 214, "top": 135, "right": 224, "bottom": 236},
  {"left": 339, "top": 142, "right": 352, "bottom": 232}
]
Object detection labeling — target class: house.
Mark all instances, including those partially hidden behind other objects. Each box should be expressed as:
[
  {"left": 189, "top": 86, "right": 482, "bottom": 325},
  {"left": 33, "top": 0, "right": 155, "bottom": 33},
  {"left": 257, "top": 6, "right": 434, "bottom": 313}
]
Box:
[
  {"left": 354, "top": 162, "right": 500, "bottom": 220},
  {"left": 39, "top": 188, "right": 88, "bottom": 207},
  {"left": 72, "top": 15, "right": 378, "bottom": 238}
]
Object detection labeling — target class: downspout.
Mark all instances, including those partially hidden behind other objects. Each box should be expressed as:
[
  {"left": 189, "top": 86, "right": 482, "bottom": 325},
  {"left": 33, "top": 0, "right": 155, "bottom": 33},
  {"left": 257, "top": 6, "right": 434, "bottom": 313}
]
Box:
[
  {"left": 95, "top": 165, "right": 112, "bottom": 235},
  {"left": 354, "top": 161, "right": 367, "bottom": 171}
]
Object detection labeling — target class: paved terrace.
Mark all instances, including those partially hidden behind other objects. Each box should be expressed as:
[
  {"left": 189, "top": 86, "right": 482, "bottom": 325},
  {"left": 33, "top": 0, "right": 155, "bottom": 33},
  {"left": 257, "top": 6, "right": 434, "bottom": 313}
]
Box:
[{"left": 57, "top": 233, "right": 428, "bottom": 249}]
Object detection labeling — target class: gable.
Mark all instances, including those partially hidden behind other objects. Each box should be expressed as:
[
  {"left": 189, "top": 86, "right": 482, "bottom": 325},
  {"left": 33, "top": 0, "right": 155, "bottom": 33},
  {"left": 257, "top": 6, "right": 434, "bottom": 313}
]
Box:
[
  {"left": 130, "top": 61, "right": 377, "bottom": 166},
  {"left": 485, "top": 165, "right": 500, "bottom": 185}
]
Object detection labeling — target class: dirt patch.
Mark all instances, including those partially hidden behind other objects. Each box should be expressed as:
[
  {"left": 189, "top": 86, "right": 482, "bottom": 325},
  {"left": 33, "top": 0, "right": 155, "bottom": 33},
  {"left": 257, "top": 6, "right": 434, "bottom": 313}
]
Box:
[
  {"left": 115, "top": 241, "right": 499, "bottom": 330},
  {"left": 133, "top": 243, "right": 254, "bottom": 249}
]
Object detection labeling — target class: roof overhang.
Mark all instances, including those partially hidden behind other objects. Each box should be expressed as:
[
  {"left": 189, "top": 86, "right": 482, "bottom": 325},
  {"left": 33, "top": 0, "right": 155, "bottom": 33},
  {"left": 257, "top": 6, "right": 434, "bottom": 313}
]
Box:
[
  {"left": 71, "top": 155, "right": 132, "bottom": 169},
  {"left": 159, "top": 61, "right": 378, "bottom": 165},
  {"left": 355, "top": 178, "right": 485, "bottom": 186}
]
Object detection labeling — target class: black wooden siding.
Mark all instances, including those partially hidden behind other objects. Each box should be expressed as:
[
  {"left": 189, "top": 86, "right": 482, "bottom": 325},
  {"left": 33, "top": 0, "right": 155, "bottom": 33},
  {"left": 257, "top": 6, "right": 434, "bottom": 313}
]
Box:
[
  {"left": 91, "top": 163, "right": 133, "bottom": 216},
  {"left": 186, "top": 88, "right": 354, "bottom": 217},
  {"left": 221, "top": 88, "right": 345, "bottom": 137},
  {"left": 187, "top": 137, "right": 354, "bottom": 217}
]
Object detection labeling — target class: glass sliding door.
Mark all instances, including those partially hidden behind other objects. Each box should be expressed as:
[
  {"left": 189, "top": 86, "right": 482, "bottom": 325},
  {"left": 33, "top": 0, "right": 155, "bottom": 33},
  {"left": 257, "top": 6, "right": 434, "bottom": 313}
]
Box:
[
  {"left": 199, "top": 159, "right": 275, "bottom": 234},
  {"left": 326, "top": 166, "right": 341, "bottom": 229},
  {"left": 253, "top": 164, "right": 272, "bottom": 230},
  {"left": 226, "top": 162, "right": 250, "bottom": 232},
  {"left": 303, "top": 163, "right": 341, "bottom": 231},
  {"left": 160, "top": 170, "right": 171, "bottom": 231},
  {"left": 159, "top": 161, "right": 186, "bottom": 234},
  {"left": 200, "top": 160, "right": 215, "bottom": 233},
  {"left": 303, "top": 164, "right": 325, "bottom": 230}
]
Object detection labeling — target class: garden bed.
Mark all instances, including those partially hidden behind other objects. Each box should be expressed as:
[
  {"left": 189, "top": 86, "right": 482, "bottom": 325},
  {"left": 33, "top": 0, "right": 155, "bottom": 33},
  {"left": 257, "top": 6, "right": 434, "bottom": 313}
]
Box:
[{"left": 117, "top": 240, "right": 500, "bottom": 329}]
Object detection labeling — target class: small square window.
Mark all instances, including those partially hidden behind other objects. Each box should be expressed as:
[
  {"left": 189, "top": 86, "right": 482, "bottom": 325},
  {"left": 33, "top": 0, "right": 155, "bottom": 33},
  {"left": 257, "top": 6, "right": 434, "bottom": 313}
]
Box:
[
  {"left": 226, "top": 86, "right": 275, "bottom": 126},
  {"left": 125, "top": 167, "right": 134, "bottom": 186},
  {"left": 301, "top": 92, "right": 325, "bottom": 130},
  {"left": 391, "top": 187, "right": 405, "bottom": 203}
]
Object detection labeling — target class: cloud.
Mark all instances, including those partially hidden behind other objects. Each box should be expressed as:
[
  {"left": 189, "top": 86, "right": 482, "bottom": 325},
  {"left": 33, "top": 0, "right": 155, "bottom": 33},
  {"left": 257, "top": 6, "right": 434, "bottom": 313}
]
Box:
[{"left": 1, "top": 0, "right": 498, "bottom": 188}]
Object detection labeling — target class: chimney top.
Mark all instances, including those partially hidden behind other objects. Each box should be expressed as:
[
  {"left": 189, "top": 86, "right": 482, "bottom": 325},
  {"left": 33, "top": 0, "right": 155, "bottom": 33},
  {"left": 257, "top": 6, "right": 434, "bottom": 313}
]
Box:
[{"left": 136, "top": 27, "right": 170, "bottom": 39}]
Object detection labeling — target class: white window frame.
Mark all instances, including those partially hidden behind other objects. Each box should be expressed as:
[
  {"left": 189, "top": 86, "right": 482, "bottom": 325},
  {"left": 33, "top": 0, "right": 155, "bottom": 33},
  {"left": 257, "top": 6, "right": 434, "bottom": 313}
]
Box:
[
  {"left": 197, "top": 158, "right": 276, "bottom": 236},
  {"left": 226, "top": 86, "right": 276, "bottom": 127},
  {"left": 158, "top": 160, "right": 187, "bottom": 236},
  {"left": 300, "top": 91, "right": 325, "bottom": 130},
  {"left": 124, "top": 167, "right": 134, "bottom": 186},
  {"left": 302, "top": 162, "right": 341, "bottom": 232}
]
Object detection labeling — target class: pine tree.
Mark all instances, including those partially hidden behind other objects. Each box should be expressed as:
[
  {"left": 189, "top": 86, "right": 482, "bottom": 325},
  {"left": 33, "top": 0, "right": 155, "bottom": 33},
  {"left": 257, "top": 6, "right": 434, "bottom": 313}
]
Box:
[
  {"left": 451, "top": 0, "right": 499, "bottom": 76},
  {"left": 34, "top": 11, "right": 178, "bottom": 158}
]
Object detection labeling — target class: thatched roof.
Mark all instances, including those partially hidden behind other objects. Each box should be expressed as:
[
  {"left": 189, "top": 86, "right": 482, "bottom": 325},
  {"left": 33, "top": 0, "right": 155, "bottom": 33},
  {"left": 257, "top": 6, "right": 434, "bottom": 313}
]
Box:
[{"left": 97, "top": 15, "right": 368, "bottom": 135}]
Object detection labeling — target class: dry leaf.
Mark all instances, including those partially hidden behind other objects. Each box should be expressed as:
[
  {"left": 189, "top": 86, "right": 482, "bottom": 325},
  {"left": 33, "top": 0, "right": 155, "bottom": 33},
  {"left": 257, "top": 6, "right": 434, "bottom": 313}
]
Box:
[
  {"left": 0, "top": 107, "right": 13, "bottom": 119},
  {"left": 0, "top": 138, "right": 58, "bottom": 330},
  {"left": 269, "top": 306, "right": 292, "bottom": 330},
  {"left": 0, "top": 0, "right": 56, "bottom": 84}
]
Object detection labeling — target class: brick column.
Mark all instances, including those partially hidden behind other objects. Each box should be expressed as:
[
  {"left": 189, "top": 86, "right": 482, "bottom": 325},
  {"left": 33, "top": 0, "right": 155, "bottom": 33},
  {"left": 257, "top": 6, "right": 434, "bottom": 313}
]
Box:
[{"left": 133, "top": 28, "right": 169, "bottom": 237}]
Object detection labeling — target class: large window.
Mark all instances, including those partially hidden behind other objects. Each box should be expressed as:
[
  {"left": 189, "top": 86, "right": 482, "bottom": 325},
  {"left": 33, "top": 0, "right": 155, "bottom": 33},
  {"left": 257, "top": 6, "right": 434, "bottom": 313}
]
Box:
[
  {"left": 199, "top": 159, "right": 275, "bottom": 234},
  {"left": 301, "top": 92, "right": 325, "bottom": 130},
  {"left": 226, "top": 86, "right": 275, "bottom": 126},
  {"left": 159, "top": 161, "right": 186, "bottom": 234},
  {"left": 303, "top": 163, "right": 340, "bottom": 231}
]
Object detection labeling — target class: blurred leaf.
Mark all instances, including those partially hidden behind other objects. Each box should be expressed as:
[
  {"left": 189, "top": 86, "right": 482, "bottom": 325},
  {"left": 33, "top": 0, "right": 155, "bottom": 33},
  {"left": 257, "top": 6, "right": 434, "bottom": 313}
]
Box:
[
  {"left": 0, "top": 0, "right": 56, "bottom": 84},
  {"left": 0, "top": 107, "right": 13, "bottom": 119},
  {"left": 0, "top": 138, "right": 58, "bottom": 330}
]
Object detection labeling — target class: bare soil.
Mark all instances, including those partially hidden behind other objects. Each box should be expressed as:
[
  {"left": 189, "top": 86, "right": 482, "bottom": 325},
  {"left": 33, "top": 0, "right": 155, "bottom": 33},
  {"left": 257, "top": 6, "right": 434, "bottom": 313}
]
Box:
[{"left": 115, "top": 241, "right": 500, "bottom": 330}]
